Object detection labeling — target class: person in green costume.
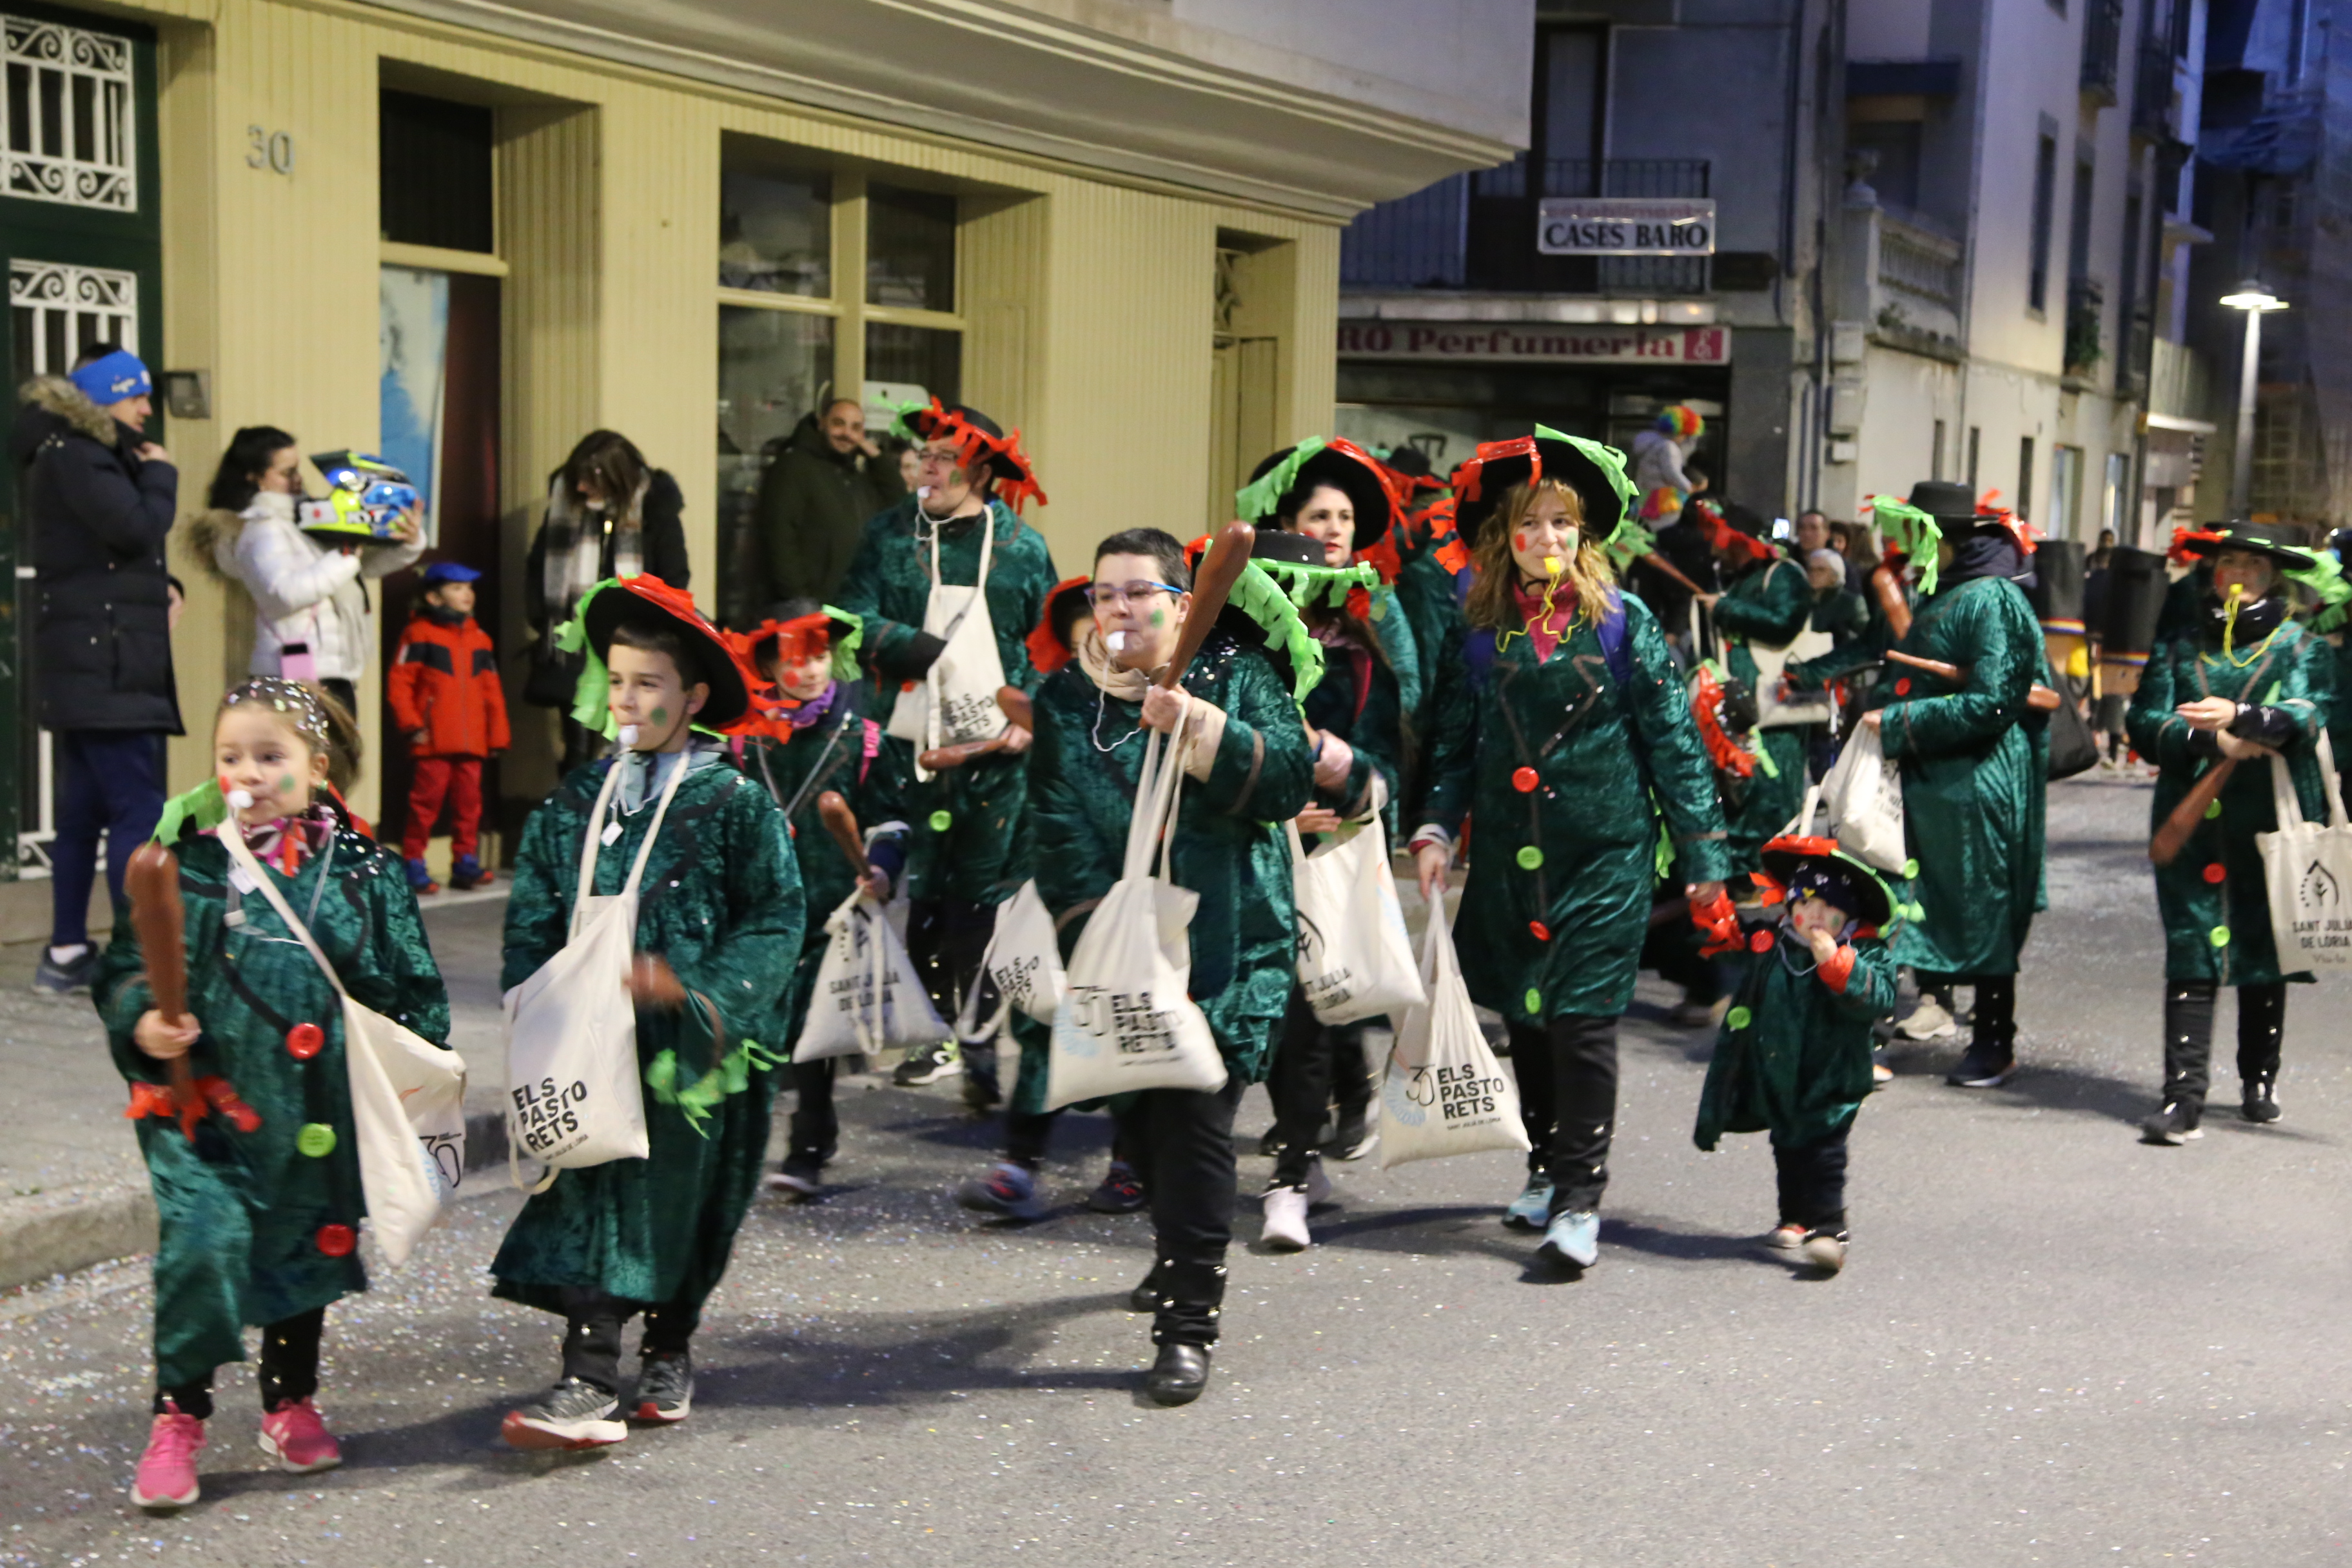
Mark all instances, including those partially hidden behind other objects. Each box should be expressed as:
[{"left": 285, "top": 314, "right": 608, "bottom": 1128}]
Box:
[
  {"left": 2318, "top": 529, "right": 2352, "bottom": 776},
  {"left": 1231, "top": 440, "right": 1408, "bottom": 1249},
  {"left": 952, "top": 575, "right": 1152, "bottom": 1222},
  {"left": 1857, "top": 481, "right": 2051, "bottom": 1090},
  {"left": 834, "top": 400, "right": 1057, "bottom": 1088},
  {"left": 1692, "top": 500, "right": 1817, "bottom": 874},
  {"left": 1409, "top": 427, "right": 1731, "bottom": 1274},
  {"left": 495, "top": 574, "right": 802, "bottom": 1451},
  {"left": 1693, "top": 834, "right": 1899, "bottom": 1277},
  {"left": 726, "top": 602, "right": 912, "bottom": 1197},
  {"left": 100, "top": 678, "right": 449, "bottom": 1511},
  {"left": 2126, "top": 526, "right": 2337, "bottom": 1144},
  {"left": 1027, "top": 526, "right": 1314, "bottom": 1406}
]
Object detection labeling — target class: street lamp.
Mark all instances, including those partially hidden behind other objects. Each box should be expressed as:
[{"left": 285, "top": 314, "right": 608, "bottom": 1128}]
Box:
[{"left": 2221, "top": 279, "right": 2288, "bottom": 515}]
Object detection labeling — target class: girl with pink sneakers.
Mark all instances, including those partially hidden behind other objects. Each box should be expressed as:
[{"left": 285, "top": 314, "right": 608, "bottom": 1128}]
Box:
[{"left": 95, "top": 678, "right": 452, "bottom": 1510}]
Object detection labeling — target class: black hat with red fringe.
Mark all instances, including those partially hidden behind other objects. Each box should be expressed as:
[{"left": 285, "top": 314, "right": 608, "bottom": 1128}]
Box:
[{"left": 895, "top": 398, "right": 1048, "bottom": 514}]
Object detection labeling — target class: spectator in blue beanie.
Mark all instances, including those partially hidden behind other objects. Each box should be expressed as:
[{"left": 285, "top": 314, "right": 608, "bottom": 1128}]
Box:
[{"left": 10, "top": 347, "right": 181, "bottom": 995}]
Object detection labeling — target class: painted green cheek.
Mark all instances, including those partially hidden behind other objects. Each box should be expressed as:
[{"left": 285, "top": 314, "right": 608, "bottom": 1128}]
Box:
[
  {"left": 651, "top": 706, "right": 669, "bottom": 726},
  {"left": 1150, "top": 609, "right": 1166, "bottom": 627}
]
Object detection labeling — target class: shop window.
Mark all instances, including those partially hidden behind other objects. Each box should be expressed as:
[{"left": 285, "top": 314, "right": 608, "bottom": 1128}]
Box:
[
  {"left": 1, "top": 13, "right": 133, "bottom": 211},
  {"left": 720, "top": 168, "right": 830, "bottom": 297},
  {"left": 865, "top": 322, "right": 959, "bottom": 405},
  {"left": 380, "top": 90, "right": 492, "bottom": 253},
  {"left": 867, "top": 182, "right": 956, "bottom": 311}
]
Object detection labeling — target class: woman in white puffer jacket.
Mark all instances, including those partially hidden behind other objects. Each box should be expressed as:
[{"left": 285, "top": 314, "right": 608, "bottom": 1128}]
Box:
[{"left": 188, "top": 426, "right": 422, "bottom": 712}]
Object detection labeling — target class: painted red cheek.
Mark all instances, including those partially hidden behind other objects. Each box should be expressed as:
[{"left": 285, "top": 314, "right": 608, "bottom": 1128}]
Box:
[{"left": 1514, "top": 533, "right": 1529, "bottom": 552}]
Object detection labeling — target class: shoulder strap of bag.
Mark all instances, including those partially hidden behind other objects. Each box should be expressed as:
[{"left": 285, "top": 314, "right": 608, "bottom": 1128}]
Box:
[
  {"left": 572, "top": 748, "right": 696, "bottom": 933},
  {"left": 2322, "top": 731, "right": 2349, "bottom": 828},
  {"left": 2267, "top": 730, "right": 2347, "bottom": 832},
  {"left": 217, "top": 819, "right": 352, "bottom": 1001}
]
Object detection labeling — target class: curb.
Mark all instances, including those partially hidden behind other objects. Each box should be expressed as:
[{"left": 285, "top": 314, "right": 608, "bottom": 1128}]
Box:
[{"left": 0, "top": 1111, "right": 519, "bottom": 1294}]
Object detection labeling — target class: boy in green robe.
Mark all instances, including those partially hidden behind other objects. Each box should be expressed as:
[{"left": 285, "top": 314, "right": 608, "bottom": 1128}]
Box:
[
  {"left": 495, "top": 575, "right": 803, "bottom": 1449},
  {"left": 728, "top": 603, "right": 912, "bottom": 1195},
  {"left": 1694, "top": 835, "right": 1899, "bottom": 1276},
  {"left": 1028, "top": 526, "right": 1313, "bottom": 1406},
  {"left": 834, "top": 400, "right": 1057, "bottom": 1088}
]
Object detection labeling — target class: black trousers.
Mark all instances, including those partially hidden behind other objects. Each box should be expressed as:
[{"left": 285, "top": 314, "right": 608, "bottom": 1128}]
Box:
[
  {"left": 2162, "top": 979, "right": 2286, "bottom": 1104},
  {"left": 1772, "top": 1126, "right": 1850, "bottom": 1232},
  {"left": 786, "top": 1056, "right": 838, "bottom": 1170},
  {"left": 1916, "top": 971, "right": 2017, "bottom": 1053},
  {"left": 558, "top": 1287, "right": 700, "bottom": 1394},
  {"left": 1506, "top": 1014, "right": 1620, "bottom": 1214},
  {"left": 1125, "top": 1077, "right": 1246, "bottom": 1348},
  {"left": 1004, "top": 1107, "right": 1139, "bottom": 1172},
  {"left": 908, "top": 896, "right": 997, "bottom": 1024},
  {"left": 156, "top": 1307, "right": 324, "bottom": 1418},
  {"left": 1266, "top": 991, "right": 1374, "bottom": 1188}
]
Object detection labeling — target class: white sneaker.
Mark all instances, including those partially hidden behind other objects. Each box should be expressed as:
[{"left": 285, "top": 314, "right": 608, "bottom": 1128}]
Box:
[
  {"left": 1897, "top": 998, "right": 1959, "bottom": 1041},
  {"left": 1304, "top": 1159, "right": 1333, "bottom": 1209},
  {"left": 1261, "top": 1186, "right": 1311, "bottom": 1251}
]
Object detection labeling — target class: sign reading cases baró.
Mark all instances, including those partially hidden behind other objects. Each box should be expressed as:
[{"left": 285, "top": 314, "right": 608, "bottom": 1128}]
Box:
[{"left": 1537, "top": 198, "right": 1716, "bottom": 256}]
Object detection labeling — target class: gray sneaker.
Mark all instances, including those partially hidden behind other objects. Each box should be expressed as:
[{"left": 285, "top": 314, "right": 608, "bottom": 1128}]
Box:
[
  {"left": 502, "top": 1378, "right": 626, "bottom": 1450},
  {"left": 633, "top": 1351, "right": 692, "bottom": 1424},
  {"left": 32, "top": 946, "right": 96, "bottom": 996}
]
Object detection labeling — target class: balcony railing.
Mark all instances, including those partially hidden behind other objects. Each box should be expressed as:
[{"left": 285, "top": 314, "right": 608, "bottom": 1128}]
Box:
[
  {"left": 2081, "top": 0, "right": 2126, "bottom": 104},
  {"left": 2065, "top": 276, "right": 2106, "bottom": 375},
  {"left": 1878, "top": 215, "right": 1963, "bottom": 313},
  {"left": 2131, "top": 40, "right": 2180, "bottom": 141}
]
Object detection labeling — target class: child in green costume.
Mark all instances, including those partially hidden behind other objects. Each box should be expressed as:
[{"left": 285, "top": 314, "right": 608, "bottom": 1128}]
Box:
[
  {"left": 495, "top": 574, "right": 803, "bottom": 1449},
  {"left": 1693, "top": 834, "right": 1899, "bottom": 1276},
  {"left": 727, "top": 601, "right": 912, "bottom": 1197},
  {"left": 100, "top": 678, "right": 451, "bottom": 1510}
]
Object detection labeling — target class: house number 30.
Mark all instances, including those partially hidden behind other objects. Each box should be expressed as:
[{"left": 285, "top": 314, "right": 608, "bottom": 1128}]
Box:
[{"left": 246, "top": 126, "right": 295, "bottom": 174}]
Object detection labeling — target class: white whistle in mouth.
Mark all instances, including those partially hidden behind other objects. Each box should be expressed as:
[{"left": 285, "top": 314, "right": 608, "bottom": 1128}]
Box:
[
  {"left": 617, "top": 724, "right": 642, "bottom": 747},
  {"left": 1105, "top": 629, "right": 1131, "bottom": 654},
  {"left": 226, "top": 788, "right": 254, "bottom": 811}
]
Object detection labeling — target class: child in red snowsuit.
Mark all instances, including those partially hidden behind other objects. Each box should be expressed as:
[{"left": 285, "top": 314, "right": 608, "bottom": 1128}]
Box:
[{"left": 387, "top": 561, "right": 508, "bottom": 892}]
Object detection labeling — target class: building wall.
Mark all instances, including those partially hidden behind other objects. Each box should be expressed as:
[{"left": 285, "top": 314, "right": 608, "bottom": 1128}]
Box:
[{"left": 121, "top": 0, "right": 1346, "bottom": 818}]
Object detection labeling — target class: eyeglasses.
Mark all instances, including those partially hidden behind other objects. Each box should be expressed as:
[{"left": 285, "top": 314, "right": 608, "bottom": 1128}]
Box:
[{"left": 1087, "top": 580, "right": 1186, "bottom": 610}]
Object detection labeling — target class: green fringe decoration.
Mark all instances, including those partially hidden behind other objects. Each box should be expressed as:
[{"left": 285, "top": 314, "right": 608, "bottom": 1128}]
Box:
[
  {"left": 820, "top": 603, "right": 867, "bottom": 681},
  {"left": 888, "top": 398, "right": 932, "bottom": 444},
  {"left": 1250, "top": 552, "right": 1380, "bottom": 612},
  {"left": 1653, "top": 812, "right": 1673, "bottom": 881},
  {"left": 1233, "top": 438, "right": 1328, "bottom": 522},
  {"left": 1604, "top": 518, "right": 1660, "bottom": 571},
  {"left": 2282, "top": 548, "right": 2352, "bottom": 634},
  {"left": 644, "top": 1035, "right": 785, "bottom": 1137},
  {"left": 1870, "top": 497, "right": 1944, "bottom": 596},
  {"left": 1224, "top": 560, "right": 1328, "bottom": 707},
  {"left": 559, "top": 578, "right": 736, "bottom": 741},
  {"left": 153, "top": 777, "right": 228, "bottom": 847}
]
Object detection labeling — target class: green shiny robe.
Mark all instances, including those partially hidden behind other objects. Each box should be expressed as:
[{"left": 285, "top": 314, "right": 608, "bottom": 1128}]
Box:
[
  {"left": 1710, "top": 556, "right": 1817, "bottom": 872},
  {"left": 491, "top": 747, "right": 803, "bottom": 1317},
  {"left": 734, "top": 686, "right": 914, "bottom": 1042},
  {"left": 1301, "top": 612, "right": 1407, "bottom": 830},
  {"left": 94, "top": 819, "right": 450, "bottom": 1388},
  {"left": 1877, "top": 574, "right": 2050, "bottom": 977},
  {"left": 1389, "top": 547, "right": 1466, "bottom": 820},
  {"left": 834, "top": 496, "right": 1059, "bottom": 905},
  {"left": 1028, "top": 633, "right": 1314, "bottom": 1081},
  {"left": 2126, "top": 616, "right": 2334, "bottom": 986},
  {"left": 1694, "top": 925, "right": 1896, "bottom": 1151},
  {"left": 1423, "top": 591, "right": 1731, "bottom": 1022}
]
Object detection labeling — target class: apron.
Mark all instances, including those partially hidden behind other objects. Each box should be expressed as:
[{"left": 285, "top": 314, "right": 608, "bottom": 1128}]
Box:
[{"left": 886, "top": 509, "right": 1009, "bottom": 776}]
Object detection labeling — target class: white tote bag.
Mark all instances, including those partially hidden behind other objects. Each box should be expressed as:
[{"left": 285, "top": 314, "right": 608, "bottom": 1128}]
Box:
[
  {"left": 1288, "top": 796, "right": 1424, "bottom": 1025},
  {"left": 972, "top": 879, "right": 1068, "bottom": 1030},
  {"left": 219, "top": 821, "right": 467, "bottom": 1268},
  {"left": 794, "top": 887, "right": 948, "bottom": 1063},
  {"left": 1046, "top": 730, "right": 1228, "bottom": 1108},
  {"left": 1378, "top": 898, "right": 1530, "bottom": 1169},
  {"left": 1820, "top": 727, "right": 1907, "bottom": 874},
  {"left": 2256, "top": 733, "right": 2352, "bottom": 972},
  {"left": 888, "top": 515, "right": 1009, "bottom": 763},
  {"left": 503, "top": 752, "right": 691, "bottom": 1179}
]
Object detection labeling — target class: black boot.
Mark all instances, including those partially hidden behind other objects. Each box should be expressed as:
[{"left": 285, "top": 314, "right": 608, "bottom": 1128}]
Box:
[
  {"left": 1144, "top": 1345, "right": 1211, "bottom": 1406},
  {"left": 2150, "top": 980, "right": 2217, "bottom": 1135},
  {"left": 1945, "top": 975, "right": 2017, "bottom": 1087},
  {"left": 2238, "top": 981, "right": 2285, "bottom": 1124}
]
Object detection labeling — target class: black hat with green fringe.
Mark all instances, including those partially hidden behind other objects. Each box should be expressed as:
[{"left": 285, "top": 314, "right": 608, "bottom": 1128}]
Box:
[
  {"left": 1447, "top": 424, "right": 1640, "bottom": 551},
  {"left": 1183, "top": 528, "right": 1378, "bottom": 707}
]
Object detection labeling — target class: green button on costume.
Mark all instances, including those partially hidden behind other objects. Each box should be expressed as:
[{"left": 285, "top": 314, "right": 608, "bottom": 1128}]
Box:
[
  {"left": 95, "top": 816, "right": 451, "bottom": 1390},
  {"left": 1422, "top": 591, "right": 1731, "bottom": 1021},
  {"left": 2126, "top": 616, "right": 2334, "bottom": 986},
  {"left": 1877, "top": 574, "right": 2051, "bottom": 977},
  {"left": 490, "top": 749, "right": 803, "bottom": 1318}
]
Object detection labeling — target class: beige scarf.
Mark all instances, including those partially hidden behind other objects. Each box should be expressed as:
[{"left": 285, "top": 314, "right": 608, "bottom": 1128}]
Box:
[{"left": 1076, "top": 623, "right": 1223, "bottom": 777}]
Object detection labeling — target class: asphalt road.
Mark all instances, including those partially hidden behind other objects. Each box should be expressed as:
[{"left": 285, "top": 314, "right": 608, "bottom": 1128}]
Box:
[{"left": 5, "top": 774, "right": 2350, "bottom": 1567}]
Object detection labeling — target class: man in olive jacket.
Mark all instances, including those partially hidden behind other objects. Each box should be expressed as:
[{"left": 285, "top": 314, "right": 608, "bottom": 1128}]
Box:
[
  {"left": 756, "top": 398, "right": 905, "bottom": 605},
  {"left": 10, "top": 349, "right": 182, "bottom": 995}
]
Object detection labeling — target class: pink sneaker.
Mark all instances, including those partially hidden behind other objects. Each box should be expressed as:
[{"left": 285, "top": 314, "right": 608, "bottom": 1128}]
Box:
[
  {"left": 258, "top": 1396, "right": 342, "bottom": 1473},
  {"left": 130, "top": 1403, "right": 206, "bottom": 1510}
]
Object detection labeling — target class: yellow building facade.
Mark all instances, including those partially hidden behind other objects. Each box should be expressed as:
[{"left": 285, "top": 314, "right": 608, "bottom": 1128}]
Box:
[{"left": 2, "top": 0, "right": 1516, "bottom": 889}]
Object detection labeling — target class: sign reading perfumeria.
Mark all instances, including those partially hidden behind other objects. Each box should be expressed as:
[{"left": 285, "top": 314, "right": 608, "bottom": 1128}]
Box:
[
  {"left": 1536, "top": 197, "right": 1716, "bottom": 256},
  {"left": 1338, "top": 322, "right": 1730, "bottom": 365}
]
